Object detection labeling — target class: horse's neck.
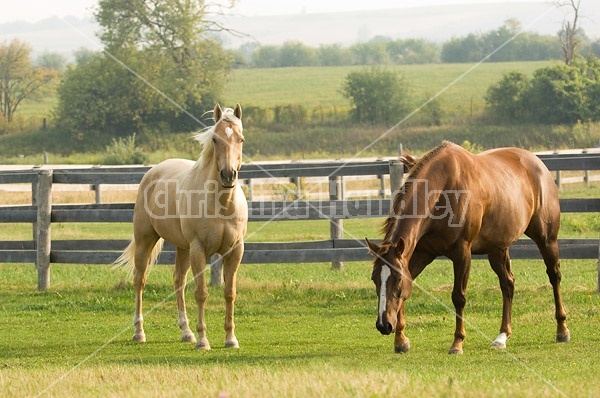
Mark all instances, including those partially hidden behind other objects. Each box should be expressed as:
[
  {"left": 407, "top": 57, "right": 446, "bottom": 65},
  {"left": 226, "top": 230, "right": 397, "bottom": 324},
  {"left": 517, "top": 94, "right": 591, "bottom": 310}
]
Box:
[{"left": 388, "top": 164, "right": 447, "bottom": 257}]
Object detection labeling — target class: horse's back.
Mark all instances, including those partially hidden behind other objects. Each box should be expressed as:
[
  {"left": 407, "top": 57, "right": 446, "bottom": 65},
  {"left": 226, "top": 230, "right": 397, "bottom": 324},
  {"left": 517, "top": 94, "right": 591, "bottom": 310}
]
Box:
[{"left": 470, "top": 146, "right": 559, "bottom": 250}]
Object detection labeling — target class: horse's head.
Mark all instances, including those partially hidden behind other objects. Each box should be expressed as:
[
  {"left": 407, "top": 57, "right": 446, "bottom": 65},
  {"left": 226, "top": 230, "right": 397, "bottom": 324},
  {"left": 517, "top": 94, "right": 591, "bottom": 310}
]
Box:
[
  {"left": 366, "top": 237, "right": 413, "bottom": 335},
  {"left": 212, "top": 103, "right": 244, "bottom": 189}
]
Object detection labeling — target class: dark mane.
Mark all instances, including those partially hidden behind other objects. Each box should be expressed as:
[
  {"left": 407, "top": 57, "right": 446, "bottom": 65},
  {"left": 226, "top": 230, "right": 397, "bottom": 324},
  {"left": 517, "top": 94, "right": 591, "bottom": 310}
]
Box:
[{"left": 382, "top": 141, "right": 451, "bottom": 243}]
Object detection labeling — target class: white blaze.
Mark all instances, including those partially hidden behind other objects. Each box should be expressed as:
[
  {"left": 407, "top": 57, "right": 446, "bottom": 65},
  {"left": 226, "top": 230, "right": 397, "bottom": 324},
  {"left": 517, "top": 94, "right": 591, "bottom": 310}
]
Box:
[
  {"left": 378, "top": 265, "right": 391, "bottom": 321},
  {"left": 225, "top": 126, "right": 234, "bottom": 138}
]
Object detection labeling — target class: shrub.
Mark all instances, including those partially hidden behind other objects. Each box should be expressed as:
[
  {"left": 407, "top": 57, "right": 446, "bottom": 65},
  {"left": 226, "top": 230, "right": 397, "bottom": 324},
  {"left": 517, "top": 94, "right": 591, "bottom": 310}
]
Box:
[
  {"left": 101, "top": 134, "right": 147, "bottom": 165},
  {"left": 342, "top": 67, "right": 411, "bottom": 124}
]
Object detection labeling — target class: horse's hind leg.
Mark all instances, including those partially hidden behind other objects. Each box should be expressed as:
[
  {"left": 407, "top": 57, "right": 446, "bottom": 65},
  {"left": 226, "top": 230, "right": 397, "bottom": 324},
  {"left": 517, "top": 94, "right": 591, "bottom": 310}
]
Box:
[
  {"left": 488, "top": 248, "right": 514, "bottom": 349},
  {"left": 132, "top": 235, "right": 160, "bottom": 342},
  {"left": 222, "top": 243, "right": 244, "bottom": 348},
  {"left": 174, "top": 247, "right": 196, "bottom": 343},
  {"left": 535, "top": 238, "right": 570, "bottom": 343}
]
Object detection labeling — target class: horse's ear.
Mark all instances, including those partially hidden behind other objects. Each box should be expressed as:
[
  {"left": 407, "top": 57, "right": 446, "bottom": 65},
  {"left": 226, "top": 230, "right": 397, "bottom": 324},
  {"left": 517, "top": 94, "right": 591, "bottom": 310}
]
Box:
[
  {"left": 214, "top": 103, "right": 223, "bottom": 122},
  {"left": 234, "top": 103, "right": 242, "bottom": 120},
  {"left": 365, "top": 237, "right": 379, "bottom": 255},
  {"left": 393, "top": 238, "right": 405, "bottom": 257}
]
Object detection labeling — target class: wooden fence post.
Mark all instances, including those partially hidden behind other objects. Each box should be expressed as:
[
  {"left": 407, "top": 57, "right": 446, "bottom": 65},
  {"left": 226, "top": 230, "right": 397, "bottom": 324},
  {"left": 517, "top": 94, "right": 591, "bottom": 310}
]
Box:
[
  {"left": 244, "top": 179, "right": 253, "bottom": 202},
  {"left": 378, "top": 175, "right": 386, "bottom": 199},
  {"left": 31, "top": 178, "right": 39, "bottom": 242},
  {"left": 329, "top": 175, "right": 344, "bottom": 270},
  {"left": 554, "top": 151, "right": 562, "bottom": 191},
  {"left": 389, "top": 160, "right": 404, "bottom": 202},
  {"left": 291, "top": 176, "right": 302, "bottom": 199},
  {"left": 209, "top": 254, "right": 223, "bottom": 286},
  {"left": 36, "top": 169, "right": 53, "bottom": 291}
]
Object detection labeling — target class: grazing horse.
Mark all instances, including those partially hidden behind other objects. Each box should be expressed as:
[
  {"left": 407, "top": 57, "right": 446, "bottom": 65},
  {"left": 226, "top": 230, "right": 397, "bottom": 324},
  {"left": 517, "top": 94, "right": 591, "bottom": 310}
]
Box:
[
  {"left": 366, "top": 141, "right": 570, "bottom": 354},
  {"left": 116, "top": 104, "right": 247, "bottom": 350}
]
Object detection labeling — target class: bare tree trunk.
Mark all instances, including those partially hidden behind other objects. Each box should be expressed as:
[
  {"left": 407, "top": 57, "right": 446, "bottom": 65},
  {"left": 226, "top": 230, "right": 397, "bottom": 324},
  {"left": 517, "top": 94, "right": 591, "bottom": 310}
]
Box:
[{"left": 557, "top": 0, "right": 581, "bottom": 65}]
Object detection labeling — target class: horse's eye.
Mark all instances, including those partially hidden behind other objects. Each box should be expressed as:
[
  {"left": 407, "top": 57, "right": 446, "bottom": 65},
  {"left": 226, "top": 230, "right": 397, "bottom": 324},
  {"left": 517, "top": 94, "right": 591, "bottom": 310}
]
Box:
[{"left": 212, "top": 136, "right": 217, "bottom": 143}]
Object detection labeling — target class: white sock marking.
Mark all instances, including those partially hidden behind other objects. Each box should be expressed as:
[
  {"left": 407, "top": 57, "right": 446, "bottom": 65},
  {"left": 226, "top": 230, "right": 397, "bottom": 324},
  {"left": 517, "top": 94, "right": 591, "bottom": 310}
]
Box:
[
  {"left": 492, "top": 332, "right": 508, "bottom": 348},
  {"left": 378, "top": 265, "right": 391, "bottom": 322}
]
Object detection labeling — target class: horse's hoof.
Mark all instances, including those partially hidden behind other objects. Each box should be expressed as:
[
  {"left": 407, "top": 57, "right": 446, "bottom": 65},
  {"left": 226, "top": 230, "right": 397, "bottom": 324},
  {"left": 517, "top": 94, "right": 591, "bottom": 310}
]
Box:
[
  {"left": 394, "top": 341, "right": 410, "bottom": 354},
  {"left": 225, "top": 339, "right": 239, "bottom": 349},
  {"left": 448, "top": 348, "right": 463, "bottom": 355},
  {"left": 132, "top": 334, "right": 146, "bottom": 343},
  {"left": 490, "top": 340, "right": 506, "bottom": 350},
  {"left": 195, "top": 341, "right": 211, "bottom": 351},
  {"left": 182, "top": 333, "right": 197, "bottom": 344},
  {"left": 557, "top": 333, "right": 570, "bottom": 343}
]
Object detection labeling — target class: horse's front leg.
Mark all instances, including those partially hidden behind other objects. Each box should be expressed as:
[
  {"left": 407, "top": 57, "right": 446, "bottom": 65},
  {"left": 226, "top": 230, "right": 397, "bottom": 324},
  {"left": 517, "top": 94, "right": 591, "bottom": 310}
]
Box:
[
  {"left": 449, "top": 247, "right": 472, "bottom": 355},
  {"left": 190, "top": 245, "right": 210, "bottom": 350},
  {"left": 222, "top": 242, "right": 243, "bottom": 348},
  {"left": 394, "top": 300, "right": 410, "bottom": 353},
  {"left": 174, "top": 247, "right": 196, "bottom": 343}
]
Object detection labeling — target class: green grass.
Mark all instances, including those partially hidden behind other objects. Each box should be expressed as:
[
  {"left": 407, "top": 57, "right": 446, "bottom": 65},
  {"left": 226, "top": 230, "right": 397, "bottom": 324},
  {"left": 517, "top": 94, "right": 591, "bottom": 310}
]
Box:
[
  {"left": 223, "top": 61, "right": 551, "bottom": 114},
  {"left": 0, "top": 258, "right": 598, "bottom": 397}
]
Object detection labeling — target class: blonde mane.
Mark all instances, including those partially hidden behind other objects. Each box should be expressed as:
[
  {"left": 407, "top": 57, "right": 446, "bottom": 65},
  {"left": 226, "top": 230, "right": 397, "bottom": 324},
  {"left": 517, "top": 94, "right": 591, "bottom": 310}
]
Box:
[{"left": 193, "top": 108, "right": 243, "bottom": 170}]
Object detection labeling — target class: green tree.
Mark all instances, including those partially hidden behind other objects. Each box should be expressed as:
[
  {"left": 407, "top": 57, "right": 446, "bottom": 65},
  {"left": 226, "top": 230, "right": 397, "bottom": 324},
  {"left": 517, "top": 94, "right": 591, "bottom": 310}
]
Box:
[
  {"left": 386, "top": 38, "right": 440, "bottom": 64},
  {"left": 349, "top": 42, "right": 390, "bottom": 65},
  {"left": 252, "top": 45, "right": 281, "bottom": 68},
  {"left": 342, "top": 67, "right": 410, "bottom": 124},
  {"left": 486, "top": 57, "right": 600, "bottom": 124},
  {"left": 317, "top": 44, "right": 352, "bottom": 66},
  {"left": 35, "top": 51, "right": 67, "bottom": 71},
  {"left": 0, "top": 39, "right": 57, "bottom": 123},
  {"left": 525, "top": 63, "right": 586, "bottom": 123},
  {"left": 279, "top": 41, "right": 317, "bottom": 67},
  {"left": 57, "top": 0, "right": 233, "bottom": 136},
  {"left": 485, "top": 72, "right": 530, "bottom": 121}
]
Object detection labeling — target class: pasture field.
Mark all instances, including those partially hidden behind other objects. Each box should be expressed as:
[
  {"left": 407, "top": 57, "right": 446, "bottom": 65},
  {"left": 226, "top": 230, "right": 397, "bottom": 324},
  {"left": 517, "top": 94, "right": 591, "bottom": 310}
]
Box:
[
  {"left": 222, "top": 61, "right": 552, "bottom": 115},
  {"left": 0, "top": 257, "right": 599, "bottom": 397}
]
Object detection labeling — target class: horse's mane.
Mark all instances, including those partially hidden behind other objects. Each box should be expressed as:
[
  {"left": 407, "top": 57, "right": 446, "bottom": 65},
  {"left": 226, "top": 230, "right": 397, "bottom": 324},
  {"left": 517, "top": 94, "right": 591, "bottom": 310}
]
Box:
[
  {"left": 382, "top": 141, "right": 451, "bottom": 243},
  {"left": 193, "top": 108, "right": 243, "bottom": 170}
]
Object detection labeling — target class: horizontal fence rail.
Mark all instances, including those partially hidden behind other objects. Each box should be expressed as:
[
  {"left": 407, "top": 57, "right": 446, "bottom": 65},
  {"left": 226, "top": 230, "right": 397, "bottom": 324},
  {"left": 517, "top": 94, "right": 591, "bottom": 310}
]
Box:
[{"left": 0, "top": 153, "right": 599, "bottom": 290}]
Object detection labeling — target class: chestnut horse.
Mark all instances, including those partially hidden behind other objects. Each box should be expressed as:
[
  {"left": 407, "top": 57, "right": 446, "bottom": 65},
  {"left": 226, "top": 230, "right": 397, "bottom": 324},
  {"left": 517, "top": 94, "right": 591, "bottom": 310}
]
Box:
[
  {"left": 366, "top": 141, "right": 570, "bottom": 354},
  {"left": 116, "top": 104, "right": 247, "bottom": 350}
]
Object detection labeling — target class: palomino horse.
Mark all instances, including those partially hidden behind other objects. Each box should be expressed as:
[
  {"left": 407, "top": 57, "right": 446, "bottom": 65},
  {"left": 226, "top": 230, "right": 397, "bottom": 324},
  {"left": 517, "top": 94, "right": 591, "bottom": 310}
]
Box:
[
  {"left": 366, "top": 141, "right": 570, "bottom": 354},
  {"left": 116, "top": 104, "right": 247, "bottom": 350}
]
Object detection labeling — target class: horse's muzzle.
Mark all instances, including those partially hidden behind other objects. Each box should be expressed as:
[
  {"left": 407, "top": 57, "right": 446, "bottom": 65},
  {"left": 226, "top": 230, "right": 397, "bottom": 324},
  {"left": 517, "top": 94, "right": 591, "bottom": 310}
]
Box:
[
  {"left": 376, "top": 320, "right": 394, "bottom": 335},
  {"left": 220, "top": 169, "right": 238, "bottom": 189}
]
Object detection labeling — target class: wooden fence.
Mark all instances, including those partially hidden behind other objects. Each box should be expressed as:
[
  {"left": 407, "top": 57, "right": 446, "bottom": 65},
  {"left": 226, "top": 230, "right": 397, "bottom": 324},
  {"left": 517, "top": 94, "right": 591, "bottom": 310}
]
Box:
[{"left": 0, "top": 153, "right": 599, "bottom": 291}]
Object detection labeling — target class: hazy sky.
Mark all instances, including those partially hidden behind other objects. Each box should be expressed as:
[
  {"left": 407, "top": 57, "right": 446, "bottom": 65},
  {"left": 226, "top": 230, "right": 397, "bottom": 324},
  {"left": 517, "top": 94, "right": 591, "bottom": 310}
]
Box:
[{"left": 1, "top": 0, "right": 549, "bottom": 24}]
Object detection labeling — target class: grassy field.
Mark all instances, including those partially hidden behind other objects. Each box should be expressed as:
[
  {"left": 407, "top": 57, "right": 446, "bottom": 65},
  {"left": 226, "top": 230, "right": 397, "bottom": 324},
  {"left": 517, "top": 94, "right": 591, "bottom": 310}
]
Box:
[
  {"left": 0, "top": 255, "right": 599, "bottom": 396},
  {"left": 222, "top": 62, "right": 551, "bottom": 114}
]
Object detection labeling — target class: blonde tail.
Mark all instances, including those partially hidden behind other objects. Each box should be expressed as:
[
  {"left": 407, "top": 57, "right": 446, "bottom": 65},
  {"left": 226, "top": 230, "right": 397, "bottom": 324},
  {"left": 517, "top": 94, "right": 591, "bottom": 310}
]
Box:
[{"left": 113, "top": 237, "right": 165, "bottom": 280}]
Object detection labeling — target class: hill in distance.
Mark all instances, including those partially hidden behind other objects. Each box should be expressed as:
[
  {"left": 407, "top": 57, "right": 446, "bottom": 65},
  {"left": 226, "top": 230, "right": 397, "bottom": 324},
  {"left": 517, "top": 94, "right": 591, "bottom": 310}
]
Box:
[{"left": 0, "top": 2, "right": 599, "bottom": 58}]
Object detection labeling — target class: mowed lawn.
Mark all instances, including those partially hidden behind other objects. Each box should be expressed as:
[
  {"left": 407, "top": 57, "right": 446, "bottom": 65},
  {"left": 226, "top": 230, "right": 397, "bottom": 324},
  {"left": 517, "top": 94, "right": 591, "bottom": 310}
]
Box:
[
  {"left": 0, "top": 258, "right": 598, "bottom": 397},
  {"left": 0, "top": 209, "right": 598, "bottom": 396}
]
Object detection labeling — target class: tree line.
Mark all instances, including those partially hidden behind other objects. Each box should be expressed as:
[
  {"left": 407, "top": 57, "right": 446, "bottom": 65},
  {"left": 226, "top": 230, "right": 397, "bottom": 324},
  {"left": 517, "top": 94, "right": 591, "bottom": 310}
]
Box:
[{"left": 231, "top": 19, "right": 600, "bottom": 68}]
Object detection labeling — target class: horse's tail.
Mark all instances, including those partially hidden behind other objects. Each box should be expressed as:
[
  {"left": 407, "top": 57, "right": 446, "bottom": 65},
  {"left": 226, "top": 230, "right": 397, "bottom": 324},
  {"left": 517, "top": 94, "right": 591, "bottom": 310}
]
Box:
[{"left": 113, "top": 237, "right": 165, "bottom": 279}]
